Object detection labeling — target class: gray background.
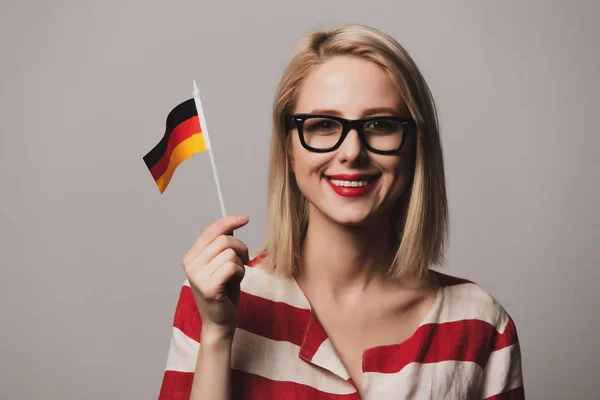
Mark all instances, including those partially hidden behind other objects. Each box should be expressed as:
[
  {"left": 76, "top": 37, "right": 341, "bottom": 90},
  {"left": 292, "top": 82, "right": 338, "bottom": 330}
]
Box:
[{"left": 1, "top": 0, "right": 598, "bottom": 398}]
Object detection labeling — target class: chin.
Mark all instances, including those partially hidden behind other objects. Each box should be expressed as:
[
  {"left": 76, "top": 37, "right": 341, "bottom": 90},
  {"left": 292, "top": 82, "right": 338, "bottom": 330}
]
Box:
[{"left": 327, "top": 209, "right": 375, "bottom": 227}]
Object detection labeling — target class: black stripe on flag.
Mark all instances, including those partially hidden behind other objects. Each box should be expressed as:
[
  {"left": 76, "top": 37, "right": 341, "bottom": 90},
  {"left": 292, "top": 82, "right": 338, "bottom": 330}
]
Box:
[{"left": 143, "top": 98, "right": 198, "bottom": 168}]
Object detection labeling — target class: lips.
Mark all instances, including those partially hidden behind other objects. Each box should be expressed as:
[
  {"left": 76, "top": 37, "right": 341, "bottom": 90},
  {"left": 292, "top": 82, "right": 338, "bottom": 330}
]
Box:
[{"left": 323, "top": 173, "right": 381, "bottom": 198}]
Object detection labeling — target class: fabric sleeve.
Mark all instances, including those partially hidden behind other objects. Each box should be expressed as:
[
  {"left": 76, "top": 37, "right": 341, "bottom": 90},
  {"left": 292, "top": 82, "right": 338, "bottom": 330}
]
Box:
[
  {"left": 480, "top": 315, "right": 525, "bottom": 399},
  {"left": 158, "top": 280, "right": 202, "bottom": 400}
]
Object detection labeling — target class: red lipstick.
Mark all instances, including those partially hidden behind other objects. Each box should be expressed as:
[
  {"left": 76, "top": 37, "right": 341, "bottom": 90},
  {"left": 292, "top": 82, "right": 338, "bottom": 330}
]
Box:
[{"left": 324, "top": 173, "right": 380, "bottom": 198}]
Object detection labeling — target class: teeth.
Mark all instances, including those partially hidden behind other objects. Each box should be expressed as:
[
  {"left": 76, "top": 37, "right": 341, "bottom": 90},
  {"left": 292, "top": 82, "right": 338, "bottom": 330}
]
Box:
[{"left": 329, "top": 179, "right": 370, "bottom": 188}]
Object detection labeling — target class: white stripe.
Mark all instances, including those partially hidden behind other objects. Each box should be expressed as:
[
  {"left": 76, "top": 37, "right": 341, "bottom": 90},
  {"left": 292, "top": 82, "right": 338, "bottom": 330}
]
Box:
[
  {"left": 165, "top": 326, "right": 199, "bottom": 372},
  {"left": 182, "top": 266, "right": 311, "bottom": 310},
  {"left": 312, "top": 338, "right": 351, "bottom": 380},
  {"left": 481, "top": 344, "right": 523, "bottom": 398},
  {"left": 239, "top": 265, "right": 311, "bottom": 309},
  {"left": 231, "top": 329, "right": 355, "bottom": 395},
  {"left": 422, "top": 283, "right": 510, "bottom": 333},
  {"left": 165, "top": 325, "right": 354, "bottom": 394},
  {"left": 363, "top": 360, "right": 483, "bottom": 399}
]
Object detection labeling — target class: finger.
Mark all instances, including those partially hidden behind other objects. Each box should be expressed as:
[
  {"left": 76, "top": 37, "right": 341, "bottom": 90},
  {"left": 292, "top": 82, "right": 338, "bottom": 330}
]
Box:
[
  {"left": 195, "top": 215, "right": 249, "bottom": 251},
  {"left": 184, "top": 215, "right": 249, "bottom": 265},
  {"left": 189, "top": 253, "right": 243, "bottom": 300},
  {"left": 203, "top": 248, "right": 244, "bottom": 277},
  {"left": 182, "top": 240, "right": 248, "bottom": 288},
  {"left": 183, "top": 235, "right": 248, "bottom": 276},
  {"left": 209, "top": 261, "right": 246, "bottom": 296},
  {"left": 199, "top": 234, "right": 250, "bottom": 267}
]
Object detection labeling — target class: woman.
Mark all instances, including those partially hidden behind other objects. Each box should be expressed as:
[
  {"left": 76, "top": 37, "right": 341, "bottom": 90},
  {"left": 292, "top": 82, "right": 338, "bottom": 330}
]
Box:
[{"left": 159, "top": 24, "right": 524, "bottom": 400}]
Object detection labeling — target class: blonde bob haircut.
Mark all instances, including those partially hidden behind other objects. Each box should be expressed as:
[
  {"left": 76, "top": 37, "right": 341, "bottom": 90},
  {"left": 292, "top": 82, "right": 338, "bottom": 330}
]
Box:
[{"left": 260, "top": 24, "right": 448, "bottom": 280}]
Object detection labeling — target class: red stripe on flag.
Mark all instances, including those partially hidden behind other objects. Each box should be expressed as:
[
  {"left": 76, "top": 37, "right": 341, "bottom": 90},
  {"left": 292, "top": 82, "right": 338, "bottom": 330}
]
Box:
[{"left": 149, "top": 116, "right": 201, "bottom": 180}]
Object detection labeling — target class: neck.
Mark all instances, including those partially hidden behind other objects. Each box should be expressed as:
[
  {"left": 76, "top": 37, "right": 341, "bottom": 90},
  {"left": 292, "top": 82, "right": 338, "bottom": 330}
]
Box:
[{"left": 297, "top": 205, "right": 397, "bottom": 301}]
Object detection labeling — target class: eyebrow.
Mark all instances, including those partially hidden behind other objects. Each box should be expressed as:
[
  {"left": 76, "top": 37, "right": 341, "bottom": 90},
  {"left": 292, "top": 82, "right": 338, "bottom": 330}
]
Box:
[{"left": 307, "top": 107, "right": 401, "bottom": 117}]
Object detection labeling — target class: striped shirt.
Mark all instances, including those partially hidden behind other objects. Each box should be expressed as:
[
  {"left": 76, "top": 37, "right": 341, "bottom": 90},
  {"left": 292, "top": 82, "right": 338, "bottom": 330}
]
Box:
[{"left": 159, "top": 259, "right": 524, "bottom": 399}]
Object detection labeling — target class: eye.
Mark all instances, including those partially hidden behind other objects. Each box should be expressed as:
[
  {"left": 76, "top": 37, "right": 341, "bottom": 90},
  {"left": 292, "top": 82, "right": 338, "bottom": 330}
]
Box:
[
  {"left": 318, "top": 120, "right": 333, "bottom": 129},
  {"left": 304, "top": 118, "right": 340, "bottom": 134},
  {"left": 365, "top": 119, "right": 402, "bottom": 134}
]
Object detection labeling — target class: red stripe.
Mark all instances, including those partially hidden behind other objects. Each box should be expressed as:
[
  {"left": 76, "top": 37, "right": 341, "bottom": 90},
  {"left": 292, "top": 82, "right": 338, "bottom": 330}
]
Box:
[
  {"left": 159, "top": 370, "right": 194, "bottom": 400},
  {"left": 247, "top": 253, "right": 266, "bottom": 267},
  {"left": 494, "top": 316, "right": 519, "bottom": 350},
  {"left": 238, "top": 291, "right": 311, "bottom": 345},
  {"left": 484, "top": 386, "right": 525, "bottom": 400},
  {"left": 149, "top": 116, "right": 201, "bottom": 180},
  {"left": 173, "top": 285, "right": 312, "bottom": 347},
  {"left": 231, "top": 370, "right": 359, "bottom": 400},
  {"left": 363, "top": 319, "right": 513, "bottom": 373},
  {"left": 173, "top": 285, "right": 202, "bottom": 342}
]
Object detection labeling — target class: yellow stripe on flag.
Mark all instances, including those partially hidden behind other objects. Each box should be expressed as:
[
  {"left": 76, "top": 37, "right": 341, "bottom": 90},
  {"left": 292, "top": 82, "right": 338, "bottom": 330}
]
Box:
[{"left": 155, "top": 133, "right": 207, "bottom": 193}]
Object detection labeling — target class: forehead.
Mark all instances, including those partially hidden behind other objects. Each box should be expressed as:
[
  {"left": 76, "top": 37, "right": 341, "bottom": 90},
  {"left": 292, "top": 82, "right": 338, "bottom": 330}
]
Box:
[{"left": 295, "top": 56, "right": 403, "bottom": 116}]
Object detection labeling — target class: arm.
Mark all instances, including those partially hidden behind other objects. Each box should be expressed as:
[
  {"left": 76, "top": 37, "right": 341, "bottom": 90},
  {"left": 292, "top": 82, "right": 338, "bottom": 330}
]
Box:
[
  {"left": 158, "top": 285, "right": 236, "bottom": 400},
  {"left": 189, "top": 329, "right": 233, "bottom": 400}
]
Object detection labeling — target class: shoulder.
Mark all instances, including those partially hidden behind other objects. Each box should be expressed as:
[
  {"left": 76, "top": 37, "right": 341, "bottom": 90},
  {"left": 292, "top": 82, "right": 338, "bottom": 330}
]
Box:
[
  {"left": 432, "top": 270, "right": 517, "bottom": 336},
  {"left": 431, "top": 272, "right": 525, "bottom": 396}
]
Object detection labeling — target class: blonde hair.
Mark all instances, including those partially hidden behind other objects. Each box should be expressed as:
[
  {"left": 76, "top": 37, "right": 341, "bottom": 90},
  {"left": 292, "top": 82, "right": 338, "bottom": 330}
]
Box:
[{"left": 260, "top": 24, "right": 448, "bottom": 280}]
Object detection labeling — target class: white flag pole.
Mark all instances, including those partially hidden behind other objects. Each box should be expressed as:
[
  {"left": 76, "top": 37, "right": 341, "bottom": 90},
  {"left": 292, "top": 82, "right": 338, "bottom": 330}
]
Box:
[{"left": 192, "top": 79, "right": 227, "bottom": 218}]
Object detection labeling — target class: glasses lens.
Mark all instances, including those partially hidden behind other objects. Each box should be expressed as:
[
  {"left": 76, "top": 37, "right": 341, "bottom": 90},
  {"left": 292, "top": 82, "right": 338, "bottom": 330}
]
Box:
[
  {"left": 363, "top": 119, "right": 405, "bottom": 151},
  {"left": 302, "top": 117, "right": 343, "bottom": 149}
]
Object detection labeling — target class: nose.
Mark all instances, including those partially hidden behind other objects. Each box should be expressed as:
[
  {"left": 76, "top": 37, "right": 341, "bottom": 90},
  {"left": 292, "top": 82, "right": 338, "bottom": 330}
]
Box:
[{"left": 336, "top": 128, "right": 365, "bottom": 164}]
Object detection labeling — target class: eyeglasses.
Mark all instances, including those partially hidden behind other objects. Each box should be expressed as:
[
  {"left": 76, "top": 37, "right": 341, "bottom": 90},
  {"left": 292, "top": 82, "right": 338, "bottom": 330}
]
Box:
[{"left": 290, "top": 114, "right": 417, "bottom": 154}]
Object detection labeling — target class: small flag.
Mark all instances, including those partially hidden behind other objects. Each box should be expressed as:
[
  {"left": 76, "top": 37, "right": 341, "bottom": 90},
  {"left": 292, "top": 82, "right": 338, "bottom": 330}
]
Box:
[{"left": 143, "top": 99, "right": 207, "bottom": 193}]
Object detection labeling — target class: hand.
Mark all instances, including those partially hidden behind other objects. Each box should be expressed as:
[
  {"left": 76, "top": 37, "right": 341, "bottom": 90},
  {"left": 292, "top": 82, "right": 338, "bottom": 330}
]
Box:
[{"left": 181, "top": 215, "right": 250, "bottom": 341}]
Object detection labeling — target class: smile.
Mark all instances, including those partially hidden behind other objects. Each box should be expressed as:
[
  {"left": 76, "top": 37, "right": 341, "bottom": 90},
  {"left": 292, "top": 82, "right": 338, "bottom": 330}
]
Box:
[{"left": 324, "top": 174, "right": 380, "bottom": 198}]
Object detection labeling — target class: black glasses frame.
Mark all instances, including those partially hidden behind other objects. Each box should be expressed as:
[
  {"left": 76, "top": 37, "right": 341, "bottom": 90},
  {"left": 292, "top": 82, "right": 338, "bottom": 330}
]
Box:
[{"left": 290, "top": 114, "right": 417, "bottom": 155}]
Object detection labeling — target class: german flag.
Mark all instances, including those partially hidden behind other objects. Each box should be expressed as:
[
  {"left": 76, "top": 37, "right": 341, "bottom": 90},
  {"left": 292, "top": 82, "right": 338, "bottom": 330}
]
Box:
[{"left": 143, "top": 99, "right": 207, "bottom": 193}]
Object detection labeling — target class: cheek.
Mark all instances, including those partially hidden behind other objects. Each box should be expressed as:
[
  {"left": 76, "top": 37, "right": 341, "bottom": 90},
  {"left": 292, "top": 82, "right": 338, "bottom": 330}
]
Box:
[
  {"left": 382, "top": 155, "right": 415, "bottom": 195},
  {"left": 393, "top": 137, "right": 417, "bottom": 185},
  {"left": 290, "top": 135, "right": 329, "bottom": 178},
  {"left": 293, "top": 155, "right": 326, "bottom": 184},
  {"left": 290, "top": 146, "right": 316, "bottom": 194}
]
